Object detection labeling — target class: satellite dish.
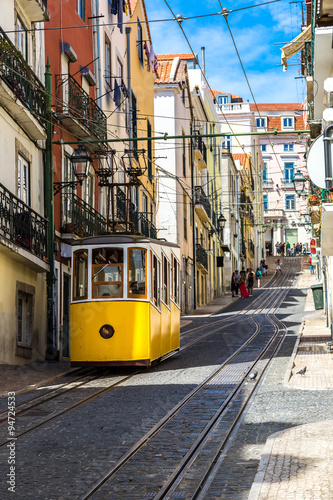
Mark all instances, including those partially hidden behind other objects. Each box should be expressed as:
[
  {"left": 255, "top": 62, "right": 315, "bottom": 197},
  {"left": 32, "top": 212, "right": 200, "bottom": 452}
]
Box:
[{"left": 306, "top": 134, "right": 326, "bottom": 189}]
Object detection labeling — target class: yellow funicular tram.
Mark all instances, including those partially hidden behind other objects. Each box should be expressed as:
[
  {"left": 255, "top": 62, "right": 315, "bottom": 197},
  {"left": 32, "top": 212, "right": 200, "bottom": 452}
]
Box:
[{"left": 70, "top": 235, "right": 181, "bottom": 366}]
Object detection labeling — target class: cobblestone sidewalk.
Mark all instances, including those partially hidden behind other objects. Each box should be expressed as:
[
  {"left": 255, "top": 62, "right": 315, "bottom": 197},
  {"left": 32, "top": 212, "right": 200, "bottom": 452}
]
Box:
[{"left": 249, "top": 258, "right": 333, "bottom": 500}]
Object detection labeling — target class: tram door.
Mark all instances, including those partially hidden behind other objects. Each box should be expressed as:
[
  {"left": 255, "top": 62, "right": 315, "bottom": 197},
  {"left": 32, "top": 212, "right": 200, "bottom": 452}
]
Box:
[{"left": 62, "top": 274, "right": 70, "bottom": 357}]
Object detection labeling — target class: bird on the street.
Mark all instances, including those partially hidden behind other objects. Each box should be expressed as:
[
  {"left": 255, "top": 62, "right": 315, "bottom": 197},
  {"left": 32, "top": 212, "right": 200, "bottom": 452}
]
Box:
[
  {"left": 296, "top": 366, "right": 307, "bottom": 376},
  {"left": 249, "top": 371, "right": 258, "bottom": 380}
]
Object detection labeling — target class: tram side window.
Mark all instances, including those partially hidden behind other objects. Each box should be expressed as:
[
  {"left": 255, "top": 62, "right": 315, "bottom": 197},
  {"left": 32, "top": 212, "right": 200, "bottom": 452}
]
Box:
[
  {"left": 162, "top": 255, "right": 170, "bottom": 306},
  {"left": 73, "top": 250, "right": 88, "bottom": 300},
  {"left": 128, "top": 248, "right": 146, "bottom": 297},
  {"left": 172, "top": 256, "right": 180, "bottom": 305},
  {"left": 152, "top": 253, "right": 161, "bottom": 307},
  {"left": 92, "top": 248, "right": 123, "bottom": 298}
]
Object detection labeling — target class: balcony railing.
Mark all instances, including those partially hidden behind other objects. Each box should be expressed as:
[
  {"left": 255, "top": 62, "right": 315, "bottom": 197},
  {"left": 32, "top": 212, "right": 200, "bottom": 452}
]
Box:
[
  {"left": 116, "top": 187, "right": 126, "bottom": 220},
  {"left": 56, "top": 74, "right": 107, "bottom": 143},
  {"left": 263, "top": 178, "right": 274, "bottom": 187},
  {"left": 62, "top": 193, "right": 107, "bottom": 237},
  {"left": 0, "top": 183, "right": 47, "bottom": 261},
  {"left": 0, "top": 27, "right": 47, "bottom": 120},
  {"left": 132, "top": 212, "right": 157, "bottom": 239},
  {"left": 195, "top": 186, "right": 211, "bottom": 219},
  {"left": 196, "top": 243, "right": 208, "bottom": 271},
  {"left": 194, "top": 134, "right": 207, "bottom": 164},
  {"left": 281, "top": 178, "right": 294, "bottom": 188}
]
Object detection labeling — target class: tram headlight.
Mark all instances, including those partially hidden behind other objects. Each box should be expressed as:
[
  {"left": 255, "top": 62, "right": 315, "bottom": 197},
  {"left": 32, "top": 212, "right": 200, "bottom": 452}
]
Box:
[{"left": 99, "top": 324, "right": 115, "bottom": 339}]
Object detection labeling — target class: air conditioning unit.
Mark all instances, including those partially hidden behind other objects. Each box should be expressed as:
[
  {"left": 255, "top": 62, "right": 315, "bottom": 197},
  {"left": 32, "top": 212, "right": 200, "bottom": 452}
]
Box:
[{"left": 324, "top": 77, "right": 333, "bottom": 107}]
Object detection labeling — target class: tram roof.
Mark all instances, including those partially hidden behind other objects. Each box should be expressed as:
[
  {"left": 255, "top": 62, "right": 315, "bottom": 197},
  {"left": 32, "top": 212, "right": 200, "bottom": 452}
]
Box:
[{"left": 72, "top": 234, "right": 180, "bottom": 248}]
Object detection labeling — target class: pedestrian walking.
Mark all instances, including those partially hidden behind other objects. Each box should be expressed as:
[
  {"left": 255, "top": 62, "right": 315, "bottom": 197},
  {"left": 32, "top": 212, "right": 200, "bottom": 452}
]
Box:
[
  {"left": 255, "top": 267, "right": 261, "bottom": 288},
  {"left": 275, "top": 258, "right": 283, "bottom": 275},
  {"left": 239, "top": 272, "right": 249, "bottom": 298},
  {"left": 309, "top": 258, "right": 315, "bottom": 275},
  {"left": 231, "top": 272, "right": 237, "bottom": 297},
  {"left": 247, "top": 268, "right": 255, "bottom": 296}
]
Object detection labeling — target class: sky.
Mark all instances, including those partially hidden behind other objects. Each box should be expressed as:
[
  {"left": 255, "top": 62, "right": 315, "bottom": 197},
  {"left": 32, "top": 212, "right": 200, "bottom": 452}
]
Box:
[{"left": 144, "top": 0, "right": 306, "bottom": 104}]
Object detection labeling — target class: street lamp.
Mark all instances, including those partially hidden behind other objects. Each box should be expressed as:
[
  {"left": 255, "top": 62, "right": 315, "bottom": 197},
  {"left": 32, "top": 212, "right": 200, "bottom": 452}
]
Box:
[
  {"left": 292, "top": 170, "right": 307, "bottom": 197},
  {"left": 54, "top": 145, "right": 92, "bottom": 194},
  {"left": 218, "top": 213, "right": 226, "bottom": 229}
]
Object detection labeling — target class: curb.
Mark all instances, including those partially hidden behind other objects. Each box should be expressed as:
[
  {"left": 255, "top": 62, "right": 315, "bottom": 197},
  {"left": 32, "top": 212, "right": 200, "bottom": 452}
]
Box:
[{"left": 247, "top": 430, "right": 283, "bottom": 500}]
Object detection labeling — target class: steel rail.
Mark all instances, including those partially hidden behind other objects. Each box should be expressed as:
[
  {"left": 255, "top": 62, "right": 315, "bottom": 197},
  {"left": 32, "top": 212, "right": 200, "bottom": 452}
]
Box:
[{"left": 78, "top": 261, "right": 297, "bottom": 499}]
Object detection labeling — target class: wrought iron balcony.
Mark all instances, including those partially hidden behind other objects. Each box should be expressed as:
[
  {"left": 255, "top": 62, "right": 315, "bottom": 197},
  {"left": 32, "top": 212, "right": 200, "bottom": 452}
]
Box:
[
  {"left": 0, "top": 27, "right": 47, "bottom": 123},
  {"left": 195, "top": 186, "right": 211, "bottom": 222},
  {"left": 132, "top": 212, "right": 157, "bottom": 239},
  {"left": 0, "top": 183, "right": 47, "bottom": 262},
  {"left": 56, "top": 74, "right": 107, "bottom": 144},
  {"left": 193, "top": 133, "right": 207, "bottom": 167},
  {"left": 281, "top": 178, "right": 294, "bottom": 188},
  {"left": 20, "top": 0, "right": 49, "bottom": 22},
  {"left": 196, "top": 243, "right": 208, "bottom": 271},
  {"left": 61, "top": 193, "right": 107, "bottom": 238}
]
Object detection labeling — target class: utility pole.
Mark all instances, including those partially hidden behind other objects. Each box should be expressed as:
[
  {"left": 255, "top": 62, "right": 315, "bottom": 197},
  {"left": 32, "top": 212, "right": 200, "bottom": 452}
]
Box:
[{"left": 45, "top": 58, "right": 56, "bottom": 359}]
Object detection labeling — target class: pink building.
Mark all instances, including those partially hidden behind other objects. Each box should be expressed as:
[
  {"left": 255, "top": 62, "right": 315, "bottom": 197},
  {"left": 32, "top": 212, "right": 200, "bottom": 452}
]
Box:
[{"left": 250, "top": 103, "right": 310, "bottom": 255}]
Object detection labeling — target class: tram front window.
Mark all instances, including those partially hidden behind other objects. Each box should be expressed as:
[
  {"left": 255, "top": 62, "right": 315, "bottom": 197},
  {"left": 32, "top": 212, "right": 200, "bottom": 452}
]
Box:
[
  {"left": 92, "top": 248, "right": 123, "bottom": 298},
  {"left": 128, "top": 248, "right": 146, "bottom": 297}
]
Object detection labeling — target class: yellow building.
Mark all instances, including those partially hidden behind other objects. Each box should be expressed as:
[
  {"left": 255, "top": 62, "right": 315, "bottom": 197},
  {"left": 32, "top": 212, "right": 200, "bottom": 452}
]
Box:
[{"left": 127, "top": 0, "right": 156, "bottom": 232}]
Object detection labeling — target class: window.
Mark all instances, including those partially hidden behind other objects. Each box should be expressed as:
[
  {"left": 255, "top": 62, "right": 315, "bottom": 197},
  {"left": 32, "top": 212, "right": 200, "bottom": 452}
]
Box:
[
  {"left": 183, "top": 192, "right": 187, "bottom": 241},
  {"left": 284, "top": 143, "right": 294, "bottom": 152},
  {"left": 147, "top": 119, "right": 152, "bottom": 181},
  {"left": 222, "top": 135, "right": 231, "bottom": 151},
  {"left": 151, "top": 253, "right": 161, "bottom": 307},
  {"left": 77, "top": 0, "right": 86, "bottom": 22},
  {"left": 83, "top": 171, "right": 94, "bottom": 207},
  {"left": 263, "top": 194, "right": 268, "bottom": 210},
  {"left": 172, "top": 256, "right": 180, "bottom": 305},
  {"left": 282, "top": 117, "right": 294, "bottom": 129},
  {"left": 284, "top": 162, "right": 294, "bottom": 183},
  {"left": 16, "top": 16, "right": 28, "bottom": 61},
  {"left": 137, "top": 19, "right": 143, "bottom": 65},
  {"left": 162, "top": 255, "right": 170, "bottom": 306},
  {"left": 17, "top": 290, "right": 33, "bottom": 348},
  {"left": 128, "top": 248, "right": 146, "bottom": 298},
  {"left": 285, "top": 194, "right": 296, "bottom": 210},
  {"left": 142, "top": 192, "right": 148, "bottom": 215},
  {"left": 263, "top": 162, "right": 267, "bottom": 182},
  {"left": 182, "top": 130, "right": 186, "bottom": 177},
  {"left": 17, "top": 154, "right": 30, "bottom": 205},
  {"left": 256, "top": 117, "right": 267, "bottom": 128},
  {"left": 63, "top": 153, "right": 76, "bottom": 225},
  {"left": 105, "top": 38, "right": 111, "bottom": 86},
  {"left": 73, "top": 250, "right": 88, "bottom": 300},
  {"left": 92, "top": 248, "right": 123, "bottom": 298},
  {"left": 261, "top": 144, "right": 267, "bottom": 152},
  {"left": 218, "top": 95, "right": 229, "bottom": 105}
]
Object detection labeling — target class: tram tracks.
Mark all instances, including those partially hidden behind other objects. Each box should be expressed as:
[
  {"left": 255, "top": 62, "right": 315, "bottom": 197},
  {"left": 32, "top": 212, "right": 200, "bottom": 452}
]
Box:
[
  {"left": 0, "top": 263, "right": 294, "bottom": 448},
  {"left": 77, "top": 261, "right": 297, "bottom": 499}
]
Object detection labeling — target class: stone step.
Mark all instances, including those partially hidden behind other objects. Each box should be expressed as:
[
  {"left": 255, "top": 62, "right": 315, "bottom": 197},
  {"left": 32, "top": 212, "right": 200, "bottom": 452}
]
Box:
[{"left": 298, "top": 342, "right": 329, "bottom": 352}]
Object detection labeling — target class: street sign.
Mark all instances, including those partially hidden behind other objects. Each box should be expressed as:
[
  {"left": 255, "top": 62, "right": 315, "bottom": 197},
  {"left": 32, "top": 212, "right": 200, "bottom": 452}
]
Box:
[
  {"left": 306, "top": 134, "right": 326, "bottom": 189},
  {"left": 310, "top": 238, "right": 316, "bottom": 254}
]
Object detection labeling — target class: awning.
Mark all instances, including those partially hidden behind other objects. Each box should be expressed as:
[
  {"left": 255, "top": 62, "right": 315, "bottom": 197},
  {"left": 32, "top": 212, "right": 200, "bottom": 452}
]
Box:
[{"left": 281, "top": 25, "right": 311, "bottom": 72}]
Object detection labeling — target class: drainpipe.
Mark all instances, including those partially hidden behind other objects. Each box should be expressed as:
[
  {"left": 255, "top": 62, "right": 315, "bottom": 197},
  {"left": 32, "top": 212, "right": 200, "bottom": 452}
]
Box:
[
  {"left": 45, "top": 59, "right": 56, "bottom": 359},
  {"left": 190, "top": 121, "right": 197, "bottom": 309}
]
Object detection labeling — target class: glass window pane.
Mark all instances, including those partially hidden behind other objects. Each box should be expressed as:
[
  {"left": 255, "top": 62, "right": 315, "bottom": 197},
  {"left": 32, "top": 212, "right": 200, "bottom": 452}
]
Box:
[
  {"left": 128, "top": 248, "right": 146, "bottom": 297},
  {"left": 73, "top": 250, "right": 88, "bottom": 300}
]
